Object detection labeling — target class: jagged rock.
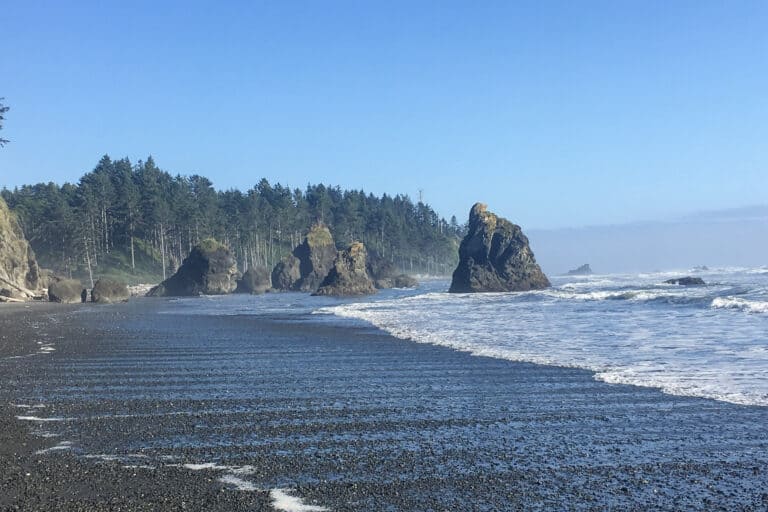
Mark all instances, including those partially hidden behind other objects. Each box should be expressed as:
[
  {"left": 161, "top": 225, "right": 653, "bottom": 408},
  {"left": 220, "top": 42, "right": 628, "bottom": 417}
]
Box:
[
  {"left": 449, "top": 203, "right": 550, "bottom": 293},
  {"left": 665, "top": 277, "right": 705, "bottom": 286},
  {"left": 235, "top": 266, "right": 271, "bottom": 294},
  {"left": 313, "top": 241, "right": 376, "bottom": 297},
  {"left": 148, "top": 239, "right": 239, "bottom": 296},
  {"left": 48, "top": 278, "right": 85, "bottom": 303},
  {"left": 271, "top": 223, "right": 337, "bottom": 292},
  {"left": 271, "top": 255, "right": 301, "bottom": 290},
  {"left": 91, "top": 278, "right": 130, "bottom": 303},
  {"left": 567, "top": 264, "right": 593, "bottom": 276},
  {"left": 0, "top": 197, "right": 44, "bottom": 300}
]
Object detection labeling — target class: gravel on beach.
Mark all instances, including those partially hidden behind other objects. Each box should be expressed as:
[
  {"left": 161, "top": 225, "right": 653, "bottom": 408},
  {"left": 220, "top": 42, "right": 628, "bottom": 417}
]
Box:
[{"left": 1, "top": 299, "right": 767, "bottom": 511}]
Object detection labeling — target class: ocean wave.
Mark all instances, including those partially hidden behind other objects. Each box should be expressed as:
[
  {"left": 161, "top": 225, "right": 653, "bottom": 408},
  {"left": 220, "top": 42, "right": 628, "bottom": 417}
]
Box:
[
  {"left": 711, "top": 297, "right": 768, "bottom": 314},
  {"left": 319, "top": 270, "right": 768, "bottom": 407}
]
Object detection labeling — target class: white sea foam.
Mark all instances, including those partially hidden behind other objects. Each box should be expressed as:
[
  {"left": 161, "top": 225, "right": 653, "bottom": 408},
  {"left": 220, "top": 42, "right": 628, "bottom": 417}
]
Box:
[
  {"left": 319, "top": 269, "right": 768, "bottom": 407},
  {"left": 16, "top": 415, "right": 69, "bottom": 422},
  {"left": 219, "top": 474, "right": 259, "bottom": 491},
  {"left": 35, "top": 440, "right": 72, "bottom": 454},
  {"left": 711, "top": 297, "right": 768, "bottom": 314},
  {"left": 184, "top": 462, "right": 227, "bottom": 471},
  {"left": 270, "top": 488, "right": 328, "bottom": 512}
]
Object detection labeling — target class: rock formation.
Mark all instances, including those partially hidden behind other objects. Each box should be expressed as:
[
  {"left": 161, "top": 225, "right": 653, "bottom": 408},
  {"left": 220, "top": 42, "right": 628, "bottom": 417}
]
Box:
[
  {"left": 366, "top": 250, "right": 418, "bottom": 289},
  {"left": 313, "top": 241, "right": 376, "bottom": 296},
  {"left": 664, "top": 277, "right": 705, "bottom": 286},
  {"left": 271, "top": 223, "right": 337, "bottom": 292},
  {"left": 567, "top": 264, "right": 593, "bottom": 276},
  {"left": 48, "top": 277, "right": 86, "bottom": 303},
  {"left": 0, "top": 197, "right": 44, "bottom": 301},
  {"left": 270, "top": 255, "right": 301, "bottom": 290},
  {"left": 449, "top": 203, "right": 550, "bottom": 293},
  {"left": 148, "top": 239, "right": 239, "bottom": 296},
  {"left": 91, "top": 278, "right": 130, "bottom": 303},
  {"left": 235, "top": 265, "right": 271, "bottom": 294}
]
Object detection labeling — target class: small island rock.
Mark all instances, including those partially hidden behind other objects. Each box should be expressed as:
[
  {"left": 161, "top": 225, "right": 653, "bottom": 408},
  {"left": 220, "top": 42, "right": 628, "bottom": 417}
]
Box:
[
  {"left": 449, "top": 203, "right": 550, "bottom": 293},
  {"left": 567, "top": 264, "right": 593, "bottom": 276},
  {"left": 148, "top": 239, "right": 239, "bottom": 296},
  {"left": 48, "top": 278, "right": 86, "bottom": 303},
  {"left": 665, "top": 277, "right": 705, "bottom": 286},
  {"left": 313, "top": 241, "right": 376, "bottom": 296},
  {"left": 367, "top": 250, "right": 418, "bottom": 289},
  {"left": 91, "top": 278, "right": 130, "bottom": 303},
  {"left": 235, "top": 266, "right": 272, "bottom": 294}
]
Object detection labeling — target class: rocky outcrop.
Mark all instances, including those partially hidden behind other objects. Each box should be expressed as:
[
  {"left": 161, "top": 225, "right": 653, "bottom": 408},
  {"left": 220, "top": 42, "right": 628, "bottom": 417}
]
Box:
[
  {"left": 235, "top": 266, "right": 271, "bottom": 294},
  {"left": 567, "top": 264, "right": 593, "bottom": 276},
  {"left": 48, "top": 278, "right": 86, "bottom": 303},
  {"left": 0, "top": 197, "right": 44, "bottom": 301},
  {"left": 271, "top": 255, "right": 301, "bottom": 290},
  {"left": 665, "top": 277, "right": 705, "bottom": 286},
  {"left": 366, "top": 250, "right": 418, "bottom": 289},
  {"left": 271, "top": 223, "right": 337, "bottom": 292},
  {"left": 148, "top": 239, "right": 239, "bottom": 296},
  {"left": 313, "top": 241, "right": 376, "bottom": 296},
  {"left": 449, "top": 203, "right": 550, "bottom": 293},
  {"left": 91, "top": 278, "right": 130, "bottom": 303}
]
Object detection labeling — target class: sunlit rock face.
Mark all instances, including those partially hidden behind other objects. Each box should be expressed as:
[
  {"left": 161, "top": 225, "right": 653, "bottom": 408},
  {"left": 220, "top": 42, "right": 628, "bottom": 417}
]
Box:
[{"left": 449, "top": 203, "right": 550, "bottom": 293}]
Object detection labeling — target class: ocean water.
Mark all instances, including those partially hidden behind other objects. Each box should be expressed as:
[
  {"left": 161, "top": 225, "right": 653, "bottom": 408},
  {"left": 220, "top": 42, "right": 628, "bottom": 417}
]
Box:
[{"left": 316, "top": 268, "right": 768, "bottom": 407}]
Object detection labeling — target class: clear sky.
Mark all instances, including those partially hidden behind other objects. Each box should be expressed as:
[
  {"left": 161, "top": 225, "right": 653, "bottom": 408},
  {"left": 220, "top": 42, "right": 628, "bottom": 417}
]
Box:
[{"left": 1, "top": 1, "right": 766, "bottom": 229}]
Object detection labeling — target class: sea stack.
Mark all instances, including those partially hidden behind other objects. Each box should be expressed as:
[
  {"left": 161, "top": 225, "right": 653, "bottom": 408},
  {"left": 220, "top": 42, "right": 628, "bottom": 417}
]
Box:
[
  {"left": 148, "top": 239, "right": 239, "bottom": 296},
  {"left": 449, "top": 203, "right": 550, "bottom": 293},
  {"left": 567, "top": 264, "right": 593, "bottom": 276},
  {"left": 313, "top": 241, "right": 376, "bottom": 296},
  {"left": 271, "top": 222, "right": 337, "bottom": 292},
  {"left": 0, "top": 197, "right": 44, "bottom": 301}
]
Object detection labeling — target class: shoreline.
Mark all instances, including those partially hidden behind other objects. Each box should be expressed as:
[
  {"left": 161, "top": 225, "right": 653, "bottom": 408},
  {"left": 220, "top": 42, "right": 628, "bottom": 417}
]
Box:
[{"left": 2, "top": 299, "right": 768, "bottom": 510}]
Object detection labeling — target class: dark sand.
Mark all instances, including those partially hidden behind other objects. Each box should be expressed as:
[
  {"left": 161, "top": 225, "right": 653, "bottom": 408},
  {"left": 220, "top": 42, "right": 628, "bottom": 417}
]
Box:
[{"left": 1, "top": 299, "right": 768, "bottom": 511}]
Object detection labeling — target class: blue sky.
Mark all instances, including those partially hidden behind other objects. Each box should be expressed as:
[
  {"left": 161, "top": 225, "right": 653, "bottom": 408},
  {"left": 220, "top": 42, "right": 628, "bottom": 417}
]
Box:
[{"left": 1, "top": 1, "right": 766, "bottom": 229}]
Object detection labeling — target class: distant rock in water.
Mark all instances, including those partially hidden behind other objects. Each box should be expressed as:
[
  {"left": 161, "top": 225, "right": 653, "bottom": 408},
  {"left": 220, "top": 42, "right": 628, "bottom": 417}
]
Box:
[
  {"left": 148, "top": 239, "right": 239, "bottom": 296},
  {"left": 691, "top": 265, "right": 709, "bottom": 272},
  {"left": 449, "top": 203, "right": 550, "bottom": 293},
  {"left": 48, "top": 277, "right": 85, "bottom": 303},
  {"left": 366, "top": 250, "right": 418, "bottom": 289},
  {"left": 0, "top": 196, "right": 44, "bottom": 301},
  {"left": 91, "top": 278, "right": 129, "bottom": 303},
  {"left": 567, "top": 264, "right": 593, "bottom": 276},
  {"left": 235, "top": 266, "right": 271, "bottom": 295},
  {"left": 665, "top": 277, "right": 705, "bottom": 286},
  {"left": 272, "top": 223, "right": 337, "bottom": 292},
  {"left": 314, "top": 241, "right": 376, "bottom": 297}
]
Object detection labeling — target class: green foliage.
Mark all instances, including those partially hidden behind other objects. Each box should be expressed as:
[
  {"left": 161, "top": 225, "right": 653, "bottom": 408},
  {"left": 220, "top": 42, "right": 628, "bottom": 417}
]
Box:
[
  {"left": 305, "top": 223, "right": 333, "bottom": 248},
  {"left": 197, "top": 238, "right": 226, "bottom": 254},
  {"left": 2, "top": 155, "right": 464, "bottom": 282},
  {"left": 0, "top": 97, "right": 8, "bottom": 147}
]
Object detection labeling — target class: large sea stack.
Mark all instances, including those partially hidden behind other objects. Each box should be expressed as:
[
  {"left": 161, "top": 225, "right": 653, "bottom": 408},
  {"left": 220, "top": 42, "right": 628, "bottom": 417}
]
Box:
[
  {"left": 0, "top": 196, "right": 44, "bottom": 301},
  {"left": 313, "top": 241, "right": 376, "bottom": 296},
  {"left": 271, "top": 222, "right": 337, "bottom": 292},
  {"left": 449, "top": 203, "right": 550, "bottom": 293},
  {"left": 148, "top": 239, "right": 239, "bottom": 296}
]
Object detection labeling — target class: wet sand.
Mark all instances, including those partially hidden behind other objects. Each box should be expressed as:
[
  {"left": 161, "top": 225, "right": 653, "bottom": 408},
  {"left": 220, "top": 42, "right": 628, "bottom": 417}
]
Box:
[{"left": 1, "top": 299, "right": 768, "bottom": 511}]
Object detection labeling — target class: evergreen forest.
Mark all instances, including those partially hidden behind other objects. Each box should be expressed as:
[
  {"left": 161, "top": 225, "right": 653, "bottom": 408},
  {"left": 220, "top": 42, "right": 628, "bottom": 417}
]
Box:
[{"left": 2, "top": 155, "right": 464, "bottom": 284}]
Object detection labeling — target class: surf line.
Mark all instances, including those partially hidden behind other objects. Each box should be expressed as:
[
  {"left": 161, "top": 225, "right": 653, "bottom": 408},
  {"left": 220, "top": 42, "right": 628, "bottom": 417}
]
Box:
[{"left": 178, "top": 462, "right": 329, "bottom": 511}]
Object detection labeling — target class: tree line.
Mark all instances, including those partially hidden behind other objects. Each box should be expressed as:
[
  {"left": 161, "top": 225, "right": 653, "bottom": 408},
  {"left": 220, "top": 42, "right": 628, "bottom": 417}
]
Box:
[{"left": 2, "top": 155, "right": 464, "bottom": 283}]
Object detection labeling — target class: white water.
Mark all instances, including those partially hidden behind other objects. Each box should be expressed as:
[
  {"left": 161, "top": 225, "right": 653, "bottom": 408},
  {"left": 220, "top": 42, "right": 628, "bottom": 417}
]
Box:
[{"left": 319, "top": 268, "right": 768, "bottom": 406}]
